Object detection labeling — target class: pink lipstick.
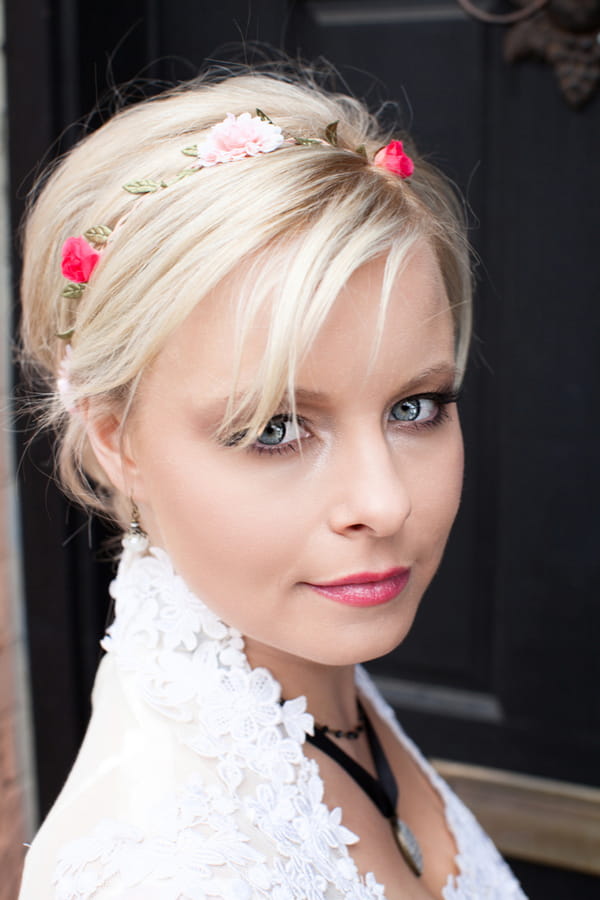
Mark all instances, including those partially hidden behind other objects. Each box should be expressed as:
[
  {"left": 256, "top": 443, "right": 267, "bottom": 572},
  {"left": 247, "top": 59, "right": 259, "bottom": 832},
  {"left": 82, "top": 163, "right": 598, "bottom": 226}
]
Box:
[{"left": 305, "top": 568, "right": 410, "bottom": 607}]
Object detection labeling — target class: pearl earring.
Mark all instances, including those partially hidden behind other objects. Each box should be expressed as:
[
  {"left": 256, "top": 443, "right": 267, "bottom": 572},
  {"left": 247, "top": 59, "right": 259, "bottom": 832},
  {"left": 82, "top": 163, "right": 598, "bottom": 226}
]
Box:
[{"left": 122, "top": 498, "right": 149, "bottom": 554}]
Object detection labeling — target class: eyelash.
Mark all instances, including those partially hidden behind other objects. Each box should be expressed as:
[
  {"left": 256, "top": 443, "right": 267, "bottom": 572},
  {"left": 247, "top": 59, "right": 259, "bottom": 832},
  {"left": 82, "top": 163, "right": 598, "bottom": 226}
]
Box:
[
  {"left": 389, "top": 389, "right": 461, "bottom": 433},
  {"left": 227, "top": 389, "right": 461, "bottom": 458}
]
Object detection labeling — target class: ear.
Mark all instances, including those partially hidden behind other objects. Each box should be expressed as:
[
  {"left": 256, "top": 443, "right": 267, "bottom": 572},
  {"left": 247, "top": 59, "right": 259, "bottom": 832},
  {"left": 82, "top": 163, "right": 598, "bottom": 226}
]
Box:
[{"left": 84, "top": 407, "right": 141, "bottom": 499}]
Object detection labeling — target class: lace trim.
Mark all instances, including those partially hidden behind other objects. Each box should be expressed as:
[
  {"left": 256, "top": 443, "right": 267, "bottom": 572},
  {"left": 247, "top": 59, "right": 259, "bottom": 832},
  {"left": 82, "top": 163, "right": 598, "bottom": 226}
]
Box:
[{"left": 53, "top": 545, "right": 527, "bottom": 899}]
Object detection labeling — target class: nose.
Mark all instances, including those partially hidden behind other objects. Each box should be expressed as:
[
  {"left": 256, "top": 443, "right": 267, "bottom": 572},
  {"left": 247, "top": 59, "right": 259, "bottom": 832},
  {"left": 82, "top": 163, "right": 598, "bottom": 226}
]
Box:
[{"left": 327, "top": 430, "right": 412, "bottom": 539}]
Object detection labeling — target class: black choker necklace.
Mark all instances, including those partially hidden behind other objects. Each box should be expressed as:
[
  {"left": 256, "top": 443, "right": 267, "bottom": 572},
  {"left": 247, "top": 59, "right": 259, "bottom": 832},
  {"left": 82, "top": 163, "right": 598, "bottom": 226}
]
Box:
[
  {"left": 305, "top": 700, "right": 424, "bottom": 877},
  {"left": 314, "top": 705, "right": 365, "bottom": 740}
]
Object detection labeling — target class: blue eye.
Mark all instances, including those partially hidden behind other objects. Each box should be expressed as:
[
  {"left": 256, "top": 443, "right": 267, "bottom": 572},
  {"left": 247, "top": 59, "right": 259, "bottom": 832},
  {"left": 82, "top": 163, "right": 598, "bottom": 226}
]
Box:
[
  {"left": 255, "top": 415, "right": 306, "bottom": 449},
  {"left": 388, "top": 389, "right": 460, "bottom": 430},
  {"left": 257, "top": 415, "right": 288, "bottom": 445},
  {"left": 390, "top": 397, "right": 436, "bottom": 422},
  {"left": 222, "top": 413, "right": 309, "bottom": 454}
]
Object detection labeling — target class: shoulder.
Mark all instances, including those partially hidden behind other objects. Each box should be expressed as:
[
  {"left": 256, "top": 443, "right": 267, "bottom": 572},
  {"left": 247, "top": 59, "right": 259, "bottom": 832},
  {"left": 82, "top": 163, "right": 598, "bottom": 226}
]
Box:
[
  {"left": 18, "top": 654, "right": 234, "bottom": 900},
  {"left": 24, "top": 791, "right": 262, "bottom": 900},
  {"left": 20, "top": 750, "right": 257, "bottom": 900}
]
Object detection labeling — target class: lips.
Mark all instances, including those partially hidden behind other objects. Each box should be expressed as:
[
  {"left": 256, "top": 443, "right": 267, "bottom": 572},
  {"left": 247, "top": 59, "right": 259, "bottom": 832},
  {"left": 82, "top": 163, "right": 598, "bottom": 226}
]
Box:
[{"left": 304, "top": 568, "right": 410, "bottom": 608}]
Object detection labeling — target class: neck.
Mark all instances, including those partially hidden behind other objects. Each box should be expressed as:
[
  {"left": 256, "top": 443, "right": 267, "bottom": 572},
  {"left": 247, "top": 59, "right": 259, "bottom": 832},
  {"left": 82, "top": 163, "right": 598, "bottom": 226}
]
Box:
[{"left": 244, "top": 637, "right": 360, "bottom": 730}]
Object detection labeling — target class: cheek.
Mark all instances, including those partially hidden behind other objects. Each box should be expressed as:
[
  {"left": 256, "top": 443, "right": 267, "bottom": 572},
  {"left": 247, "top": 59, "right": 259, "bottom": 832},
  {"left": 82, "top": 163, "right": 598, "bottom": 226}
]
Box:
[
  {"left": 137, "top": 441, "right": 306, "bottom": 585},
  {"left": 443, "top": 427, "right": 465, "bottom": 502},
  {"left": 407, "top": 422, "right": 463, "bottom": 545},
  {"left": 423, "top": 426, "right": 464, "bottom": 539}
]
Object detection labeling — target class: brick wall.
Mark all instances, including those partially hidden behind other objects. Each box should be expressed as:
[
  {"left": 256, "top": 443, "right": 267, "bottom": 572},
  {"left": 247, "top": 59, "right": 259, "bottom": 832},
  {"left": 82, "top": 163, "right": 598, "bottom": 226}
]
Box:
[
  {"left": 0, "top": 496, "right": 30, "bottom": 896},
  {"left": 0, "top": 1, "right": 35, "bottom": 895}
]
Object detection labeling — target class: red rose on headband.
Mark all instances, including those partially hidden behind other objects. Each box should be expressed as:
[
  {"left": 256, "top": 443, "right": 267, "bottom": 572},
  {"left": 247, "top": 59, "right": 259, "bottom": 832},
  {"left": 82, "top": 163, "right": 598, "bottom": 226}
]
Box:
[
  {"left": 61, "top": 236, "right": 101, "bottom": 283},
  {"left": 373, "top": 141, "right": 414, "bottom": 178}
]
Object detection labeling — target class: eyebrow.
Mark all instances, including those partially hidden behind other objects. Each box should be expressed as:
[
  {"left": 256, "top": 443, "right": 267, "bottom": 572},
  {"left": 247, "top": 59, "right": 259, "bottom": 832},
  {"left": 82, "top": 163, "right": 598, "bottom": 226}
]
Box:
[
  {"left": 198, "top": 363, "right": 459, "bottom": 420},
  {"left": 385, "top": 363, "right": 460, "bottom": 397},
  {"left": 294, "top": 364, "right": 460, "bottom": 403}
]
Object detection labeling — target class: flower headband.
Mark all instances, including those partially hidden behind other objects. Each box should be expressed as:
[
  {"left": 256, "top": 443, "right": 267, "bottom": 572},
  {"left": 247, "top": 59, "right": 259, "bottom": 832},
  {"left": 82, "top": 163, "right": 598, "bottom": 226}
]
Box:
[{"left": 56, "top": 111, "right": 414, "bottom": 410}]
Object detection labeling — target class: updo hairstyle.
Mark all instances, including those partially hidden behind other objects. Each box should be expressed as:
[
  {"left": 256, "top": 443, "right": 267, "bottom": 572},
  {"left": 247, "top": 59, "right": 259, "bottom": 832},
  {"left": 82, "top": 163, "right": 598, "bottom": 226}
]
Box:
[{"left": 20, "top": 68, "right": 472, "bottom": 527}]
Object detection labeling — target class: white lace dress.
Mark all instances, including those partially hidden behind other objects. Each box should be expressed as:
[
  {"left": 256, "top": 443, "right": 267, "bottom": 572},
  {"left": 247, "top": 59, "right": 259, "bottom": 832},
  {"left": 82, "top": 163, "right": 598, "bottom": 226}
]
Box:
[{"left": 19, "top": 545, "right": 527, "bottom": 900}]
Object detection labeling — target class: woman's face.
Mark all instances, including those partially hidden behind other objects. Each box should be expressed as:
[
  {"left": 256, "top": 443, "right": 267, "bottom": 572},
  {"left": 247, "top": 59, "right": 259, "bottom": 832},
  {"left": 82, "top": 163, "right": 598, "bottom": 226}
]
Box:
[{"left": 127, "top": 243, "right": 464, "bottom": 668}]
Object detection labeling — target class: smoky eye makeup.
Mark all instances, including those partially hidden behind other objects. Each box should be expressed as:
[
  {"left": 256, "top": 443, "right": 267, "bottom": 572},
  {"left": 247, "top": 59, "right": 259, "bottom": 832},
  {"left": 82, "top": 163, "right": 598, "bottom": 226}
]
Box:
[
  {"left": 388, "top": 387, "right": 461, "bottom": 429},
  {"left": 219, "top": 380, "right": 461, "bottom": 456},
  {"left": 223, "top": 413, "right": 309, "bottom": 455}
]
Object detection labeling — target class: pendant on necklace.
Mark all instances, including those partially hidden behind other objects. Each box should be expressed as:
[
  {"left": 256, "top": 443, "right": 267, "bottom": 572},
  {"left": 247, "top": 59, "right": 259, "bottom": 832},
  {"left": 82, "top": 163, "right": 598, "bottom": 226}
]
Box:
[{"left": 391, "top": 817, "right": 423, "bottom": 877}]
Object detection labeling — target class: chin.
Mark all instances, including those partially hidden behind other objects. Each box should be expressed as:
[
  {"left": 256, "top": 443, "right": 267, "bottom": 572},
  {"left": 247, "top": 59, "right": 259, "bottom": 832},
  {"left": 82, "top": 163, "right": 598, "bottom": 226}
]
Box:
[{"left": 300, "top": 623, "right": 416, "bottom": 669}]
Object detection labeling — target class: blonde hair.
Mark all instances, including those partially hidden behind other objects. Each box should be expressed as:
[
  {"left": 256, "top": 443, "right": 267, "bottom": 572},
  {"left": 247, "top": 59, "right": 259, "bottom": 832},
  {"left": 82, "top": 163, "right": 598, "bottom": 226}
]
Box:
[{"left": 20, "top": 68, "right": 472, "bottom": 524}]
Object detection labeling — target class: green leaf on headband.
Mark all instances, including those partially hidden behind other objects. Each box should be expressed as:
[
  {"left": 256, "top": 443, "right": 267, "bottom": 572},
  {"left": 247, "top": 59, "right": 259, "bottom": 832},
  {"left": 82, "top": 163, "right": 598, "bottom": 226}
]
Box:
[
  {"left": 181, "top": 145, "right": 198, "bottom": 157},
  {"left": 256, "top": 108, "right": 273, "bottom": 124},
  {"left": 83, "top": 224, "right": 112, "bottom": 246},
  {"left": 122, "top": 179, "right": 162, "bottom": 194},
  {"left": 325, "top": 121, "right": 339, "bottom": 146},
  {"left": 294, "top": 137, "right": 323, "bottom": 146},
  {"left": 170, "top": 169, "right": 198, "bottom": 187},
  {"left": 354, "top": 144, "right": 367, "bottom": 158},
  {"left": 62, "top": 282, "right": 85, "bottom": 299},
  {"left": 56, "top": 328, "right": 75, "bottom": 340}
]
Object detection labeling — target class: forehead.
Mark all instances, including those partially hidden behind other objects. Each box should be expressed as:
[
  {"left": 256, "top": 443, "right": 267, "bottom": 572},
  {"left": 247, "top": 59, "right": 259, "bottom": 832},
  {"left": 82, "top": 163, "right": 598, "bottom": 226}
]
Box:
[
  {"left": 141, "top": 242, "right": 453, "bottom": 406},
  {"left": 299, "top": 245, "right": 453, "bottom": 397}
]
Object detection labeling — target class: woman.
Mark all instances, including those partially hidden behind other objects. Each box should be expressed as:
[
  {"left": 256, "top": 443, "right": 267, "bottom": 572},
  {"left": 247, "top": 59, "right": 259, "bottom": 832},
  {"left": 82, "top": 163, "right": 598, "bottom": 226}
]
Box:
[{"left": 18, "top": 68, "right": 526, "bottom": 899}]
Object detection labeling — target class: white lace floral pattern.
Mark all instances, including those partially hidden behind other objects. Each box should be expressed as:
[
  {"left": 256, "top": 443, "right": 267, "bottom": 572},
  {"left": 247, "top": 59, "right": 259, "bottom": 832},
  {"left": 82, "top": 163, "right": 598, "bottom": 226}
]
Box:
[{"left": 53, "top": 546, "right": 527, "bottom": 899}]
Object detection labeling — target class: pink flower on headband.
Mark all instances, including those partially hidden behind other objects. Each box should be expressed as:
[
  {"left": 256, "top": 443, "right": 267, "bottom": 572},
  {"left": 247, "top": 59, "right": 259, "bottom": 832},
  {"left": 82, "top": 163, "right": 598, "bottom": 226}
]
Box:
[
  {"left": 61, "top": 236, "right": 101, "bottom": 283},
  {"left": 194, "top": 112, "right": 285, "bottom": 167},
  {"left": 373, "top": 140, "right": 414, "bottom": 178}
]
